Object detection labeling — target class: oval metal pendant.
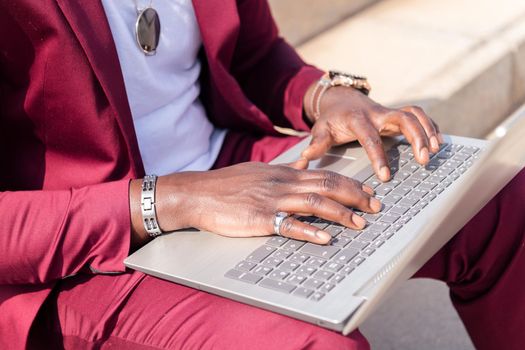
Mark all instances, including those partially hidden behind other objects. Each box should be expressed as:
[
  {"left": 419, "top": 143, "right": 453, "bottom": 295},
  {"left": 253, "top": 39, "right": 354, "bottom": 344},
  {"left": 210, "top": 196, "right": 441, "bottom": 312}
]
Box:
[{"left": 135, "top": 7, "right": 161, "bottom": 55}]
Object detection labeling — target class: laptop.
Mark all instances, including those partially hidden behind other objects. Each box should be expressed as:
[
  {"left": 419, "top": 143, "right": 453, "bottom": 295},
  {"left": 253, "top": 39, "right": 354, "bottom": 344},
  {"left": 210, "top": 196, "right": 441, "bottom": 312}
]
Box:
[{"left": 125, "top": 105, "right": 525, "bottom": 335}]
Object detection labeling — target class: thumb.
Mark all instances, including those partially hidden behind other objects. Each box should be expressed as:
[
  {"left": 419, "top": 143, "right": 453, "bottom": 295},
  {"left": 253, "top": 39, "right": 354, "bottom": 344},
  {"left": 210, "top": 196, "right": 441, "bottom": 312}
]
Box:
[
  {"left": 285, "top": 157, "right": 309, "bottom": 170},
  {"left": 301, "top": 127, "right": 333, "bottom": 161}
]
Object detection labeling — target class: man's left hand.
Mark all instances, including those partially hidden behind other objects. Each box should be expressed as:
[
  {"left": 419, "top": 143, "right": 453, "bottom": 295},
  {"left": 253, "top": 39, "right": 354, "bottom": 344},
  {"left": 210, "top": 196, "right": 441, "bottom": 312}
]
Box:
[{"left": 301, "top": 85, "right": 443, "bottom": 182}]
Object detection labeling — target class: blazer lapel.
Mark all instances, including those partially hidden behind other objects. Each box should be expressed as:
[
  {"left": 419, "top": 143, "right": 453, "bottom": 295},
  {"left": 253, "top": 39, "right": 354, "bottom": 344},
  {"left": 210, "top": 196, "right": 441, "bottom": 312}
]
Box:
[
  {"left": 55, "top": 0, "right": 144, "bottom": 176},
  {"left": 192, "top": 0, "right": 276, "bottom": 132}
]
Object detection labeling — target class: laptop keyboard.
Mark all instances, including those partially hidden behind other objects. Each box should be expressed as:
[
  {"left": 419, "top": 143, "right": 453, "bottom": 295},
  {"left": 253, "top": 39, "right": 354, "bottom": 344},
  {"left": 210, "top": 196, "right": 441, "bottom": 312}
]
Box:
[{"left": 225, "top": 141, "right": 480, "bottom": 302}]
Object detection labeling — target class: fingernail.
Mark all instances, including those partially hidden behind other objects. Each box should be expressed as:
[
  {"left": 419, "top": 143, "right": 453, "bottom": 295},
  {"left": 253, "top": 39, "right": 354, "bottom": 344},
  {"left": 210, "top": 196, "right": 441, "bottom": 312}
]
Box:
[
  {"left": 430, "top": 136, "right": 439, "bottom": 151},
  {"left": 315, "top": 230, "right": 331, "bottom": 241},
  {"left": 379, "top": 166, "right": 390, "bottom": 181},
  {"left": 370, "top": 197, "right": 382, "bottom": 212},
  {"left": 352, "top": 214, "right": 366, "bottom": 228},
  {"left": 419, "top": 147, "right": 429, "bottom": 162},
  {"left": 362, "top": 185, "right": 374, "bottom": 195}
]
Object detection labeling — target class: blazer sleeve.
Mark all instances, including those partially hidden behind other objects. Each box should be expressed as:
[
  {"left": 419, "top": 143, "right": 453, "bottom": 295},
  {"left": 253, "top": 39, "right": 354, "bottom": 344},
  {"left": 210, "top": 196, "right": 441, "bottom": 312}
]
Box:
[
  {"left": 231, "top": 0, "right": 324, "bottom": 132},
  {"left": 0, "top": 180, "right": 132, "bottom": 285}
]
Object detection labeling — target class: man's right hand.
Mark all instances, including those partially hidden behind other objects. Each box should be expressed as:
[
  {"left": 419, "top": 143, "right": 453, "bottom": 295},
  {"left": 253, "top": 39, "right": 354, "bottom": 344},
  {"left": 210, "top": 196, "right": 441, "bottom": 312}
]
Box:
[{"left": 129, "top": 162, "right": 382, "bottom": 249}]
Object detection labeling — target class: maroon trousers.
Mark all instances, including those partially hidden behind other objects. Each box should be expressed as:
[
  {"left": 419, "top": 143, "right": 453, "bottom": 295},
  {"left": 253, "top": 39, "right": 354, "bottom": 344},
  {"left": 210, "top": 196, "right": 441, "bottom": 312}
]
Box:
[{"left": 32, "top": 134, "right": 525, "bottom": 350}]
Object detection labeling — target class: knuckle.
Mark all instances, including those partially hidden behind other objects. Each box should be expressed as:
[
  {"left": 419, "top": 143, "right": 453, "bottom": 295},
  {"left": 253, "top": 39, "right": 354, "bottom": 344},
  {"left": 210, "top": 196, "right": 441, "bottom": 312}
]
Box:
[
  {"left": 305, "top": 192, "right": 323, "bottom": 209},
  {"left": 321, "top": 171, "right": 340, "bottom": 192},
  {"left": 408, "top": 105, "right": 424, "bottom": 114}
]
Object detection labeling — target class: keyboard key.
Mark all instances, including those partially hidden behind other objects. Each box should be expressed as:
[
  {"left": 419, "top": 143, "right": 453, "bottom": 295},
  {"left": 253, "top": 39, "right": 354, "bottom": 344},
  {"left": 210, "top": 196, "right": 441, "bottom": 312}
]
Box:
[
  {"left": 399, "top": 197, "right": 419, "bottom": 207},
  {"left": 375, "top": 185, "right": 393, "bottom": 196},
  {"left": 287, "top": 274, "right": 307, "bottom": 285},
  {"left": 383, "top": 194, "right": 402, "bottom": 205},
  {"left": 405, "top": 179, "right": 421, "bottom": 188},
  {"left": 419, "top": 181, "right": 438, "bottom": 191},
  {"left": 268, "top": 269, "right": 290, "bottom": 281},
  {"left": 389, "top": 206, "right": 409, "bottom": 215},
  {"left": 411, "top": 188, "right": 428, "bottom": 198},
  {"left": 341, "top": 266, "right": 356, "bottom": 275},
  {"left": 301, "top": 243, "right": 340, "bottom": 259},
  {"left": 225, "top": 270, "right": 262, "bottom": 284},
  {"left": 320, "top": 283, "right": 336, "bottom": 293},
  {"left": 393, "top": 171, "right": 411, "bottom": 181},
  {"left": 333, "top": 248, "right": 359, "bottom": 264},
  {"left": 412, "top": 170, "right": 431, "bottom": 180},
  {"left": 246, "top": 246, "right": 276, "bottom": 263},
  {"left": 363, "top": 247, "right": 375, "bottom": 256},
  {"left": 253, "top": 265, "right": 272, "bottom": 276},
  {"left": 282, "top": 239, "right": 306, "bottom": 251},
  {"left": 392, "top": 186, "right": 411, "bottom": 196},
  {"left": 363, "top": 212, "right": 382, "bottom": 222},
  {"left": 289, "top": 253, "right": 310, "bottom": 263},
  {"left": 357, "top": 230, "right": 380, "bottom": 242},
  {"left": 325, "top": 225, "right": 343, "bottom": 237},
  {"left": 313, "top": 270, "right": 334, "bottom": 281},
  {"left": 351, "top": 256, "right": 366, "bottom": 266},
  {"left": 303, "top": 278, "right": 324, "bottom": 290},
  {"left": 272, "top": 250, "right": 292, "bottom": 260},
  {"left": 381, "top": 213, "right": 400, "bottom": 224},
  {"left": 296, "top": 266, "right": 317, "bottom": 276},
  {"left": 266, "top": 236, "right": 288, "bottom": 247},
  {"left": 341, "top": 228, "right": 361, "bottom": 239},
  {"left": 311, "top": 220, "right": 329, "bottom": 230},
  {"left": 373, "top": 239, "right": 385, "bottom": 248},
  {"left": 325, "top": 262, "right": 344, "bottom": 272},
  {"left": 367, "top": 222, "right": 390, "bottom": 233},
  {"left": 348, "top": 240, "right": 369, "bottom": 250},
  {"left": 262, "top": 257, "right": 283, "bottom": 268},
  {"left": 259, "top": 278, "right": 296, "bottom": 293},
  {"left": 305, "top": 257, "right": 327, "bottom": 268},
  {"left": 293, "top": 287, "right": 314, "bottom": 298},
  {"left": 365, "top": 178, "right": 382, "bottom": 189},
  {"left": 331, "top": 236, "right": 351, "bottom": 248},
  {"left": 311, "top": 291, "right": 326, "bottom": 301},
  {"left": 225, "top": 269, "right": 243, "bottom": 279},
  {"left": 437, "top": 150, "right": 454, "bottom": 159},
  {"left": 331, "top": 274, "right": 346, "bottom": 283},
  {"left": 279, "top": 260, "right": 300, "bottom": 271},
  {"left": 235, "top": 261, "right": 256, "bottom": 271}
]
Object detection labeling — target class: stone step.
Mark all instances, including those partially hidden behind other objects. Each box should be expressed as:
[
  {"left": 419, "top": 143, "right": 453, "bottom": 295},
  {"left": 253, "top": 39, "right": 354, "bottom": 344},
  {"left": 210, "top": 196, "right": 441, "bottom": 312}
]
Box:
[
  {"left": 268, "top": 0, "right": 380, "bottom": 46},
  {"left": 274, "top": 0, "right": 525, "bottom": 138}
]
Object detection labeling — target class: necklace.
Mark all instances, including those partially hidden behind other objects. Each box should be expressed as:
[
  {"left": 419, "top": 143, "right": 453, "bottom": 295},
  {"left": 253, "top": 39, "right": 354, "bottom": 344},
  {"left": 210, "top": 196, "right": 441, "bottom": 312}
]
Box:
[{"left": 133, "top": 0, "right": 161, "bottom": 55}]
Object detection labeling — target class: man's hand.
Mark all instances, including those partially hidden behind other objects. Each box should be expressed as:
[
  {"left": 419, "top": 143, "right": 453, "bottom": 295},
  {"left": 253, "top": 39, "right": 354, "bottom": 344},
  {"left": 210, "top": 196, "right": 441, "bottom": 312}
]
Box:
[
  {"left": 302, "top": 85, "right": 443, "bottom": 182},
  {"left": 130, "top": 163, "right": 383, "bottom": 248}
]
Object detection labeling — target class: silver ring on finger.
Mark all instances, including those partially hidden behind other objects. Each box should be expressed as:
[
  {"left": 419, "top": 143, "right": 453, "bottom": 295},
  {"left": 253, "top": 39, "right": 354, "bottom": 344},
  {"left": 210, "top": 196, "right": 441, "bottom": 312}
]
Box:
[{"left": 273, "top": 211, "right": 290, "bottom": 236}]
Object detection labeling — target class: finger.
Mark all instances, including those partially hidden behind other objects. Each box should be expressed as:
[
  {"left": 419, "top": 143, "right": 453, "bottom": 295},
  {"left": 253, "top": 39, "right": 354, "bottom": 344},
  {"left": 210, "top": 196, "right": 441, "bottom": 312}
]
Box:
[
  {"left": 285, "top": 157, "right": 309, "bottom": 170},
  {"left": 301, "top": 125, "right": 333, "bottom": 161},
  {"left": 401, "top": 106, "right": 440, "bottom": 153},
  {"left": 277, "top": 216, "right": 331, "bottom": 244},
  {"left": 393, "top": 111, "right": 431, "bottom": 165},
  {"left": 279, "top": 192, "right": 367, "bottom": 230},
  {"left": 351, "top": 117, "right": 390, "bottom": 182},
  {"left": 291, "top": 170, "right": 381, "bottom": 212}
]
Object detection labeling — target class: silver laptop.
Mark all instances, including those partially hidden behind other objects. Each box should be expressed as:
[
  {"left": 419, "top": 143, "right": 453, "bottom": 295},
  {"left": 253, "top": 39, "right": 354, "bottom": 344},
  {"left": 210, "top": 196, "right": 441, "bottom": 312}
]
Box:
[{"left": 125, "top": 106, "right": 525, "bottom": 335}]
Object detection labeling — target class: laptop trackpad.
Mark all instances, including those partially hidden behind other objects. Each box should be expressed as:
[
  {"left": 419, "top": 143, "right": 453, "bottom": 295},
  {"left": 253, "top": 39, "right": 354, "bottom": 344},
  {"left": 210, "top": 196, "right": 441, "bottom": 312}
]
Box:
[{"left": 308, "top": 155, "right": 355, "bottom": 173}]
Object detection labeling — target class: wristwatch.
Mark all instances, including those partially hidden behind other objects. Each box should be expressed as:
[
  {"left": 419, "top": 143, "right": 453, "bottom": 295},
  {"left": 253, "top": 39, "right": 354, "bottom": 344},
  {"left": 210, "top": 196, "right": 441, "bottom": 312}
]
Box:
[
  {"left": 327, "top": 70, "right": 371, "bottom": 96},
  {"left": 310, "top": 70, "right": 371, "bottom": 121}
]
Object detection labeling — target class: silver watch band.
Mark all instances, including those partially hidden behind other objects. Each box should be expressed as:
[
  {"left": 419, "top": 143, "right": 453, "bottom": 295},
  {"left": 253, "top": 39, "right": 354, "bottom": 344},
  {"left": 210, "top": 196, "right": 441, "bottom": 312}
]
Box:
[{"left": 141, "top": 174, "right": 163, "bottom": 237}]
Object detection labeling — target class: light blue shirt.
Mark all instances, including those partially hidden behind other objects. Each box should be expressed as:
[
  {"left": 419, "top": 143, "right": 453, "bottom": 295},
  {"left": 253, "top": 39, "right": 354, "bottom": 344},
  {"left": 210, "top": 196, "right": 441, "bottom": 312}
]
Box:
[{"left": 101, "top": 0, "right": 226, "bottom": 175}]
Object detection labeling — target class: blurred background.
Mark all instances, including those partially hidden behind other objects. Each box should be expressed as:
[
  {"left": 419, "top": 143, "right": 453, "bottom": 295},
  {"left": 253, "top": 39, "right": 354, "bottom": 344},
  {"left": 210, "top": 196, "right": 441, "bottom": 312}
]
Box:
[{"left": 268, "top": 0, "right": 525, "bottom": 349}]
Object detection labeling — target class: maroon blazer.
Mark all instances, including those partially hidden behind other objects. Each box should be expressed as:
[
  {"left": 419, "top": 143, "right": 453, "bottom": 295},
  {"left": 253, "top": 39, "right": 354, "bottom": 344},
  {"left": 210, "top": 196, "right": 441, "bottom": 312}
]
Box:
[{"left": 0, "top": 0, "right": 322, "bottom": 347}]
